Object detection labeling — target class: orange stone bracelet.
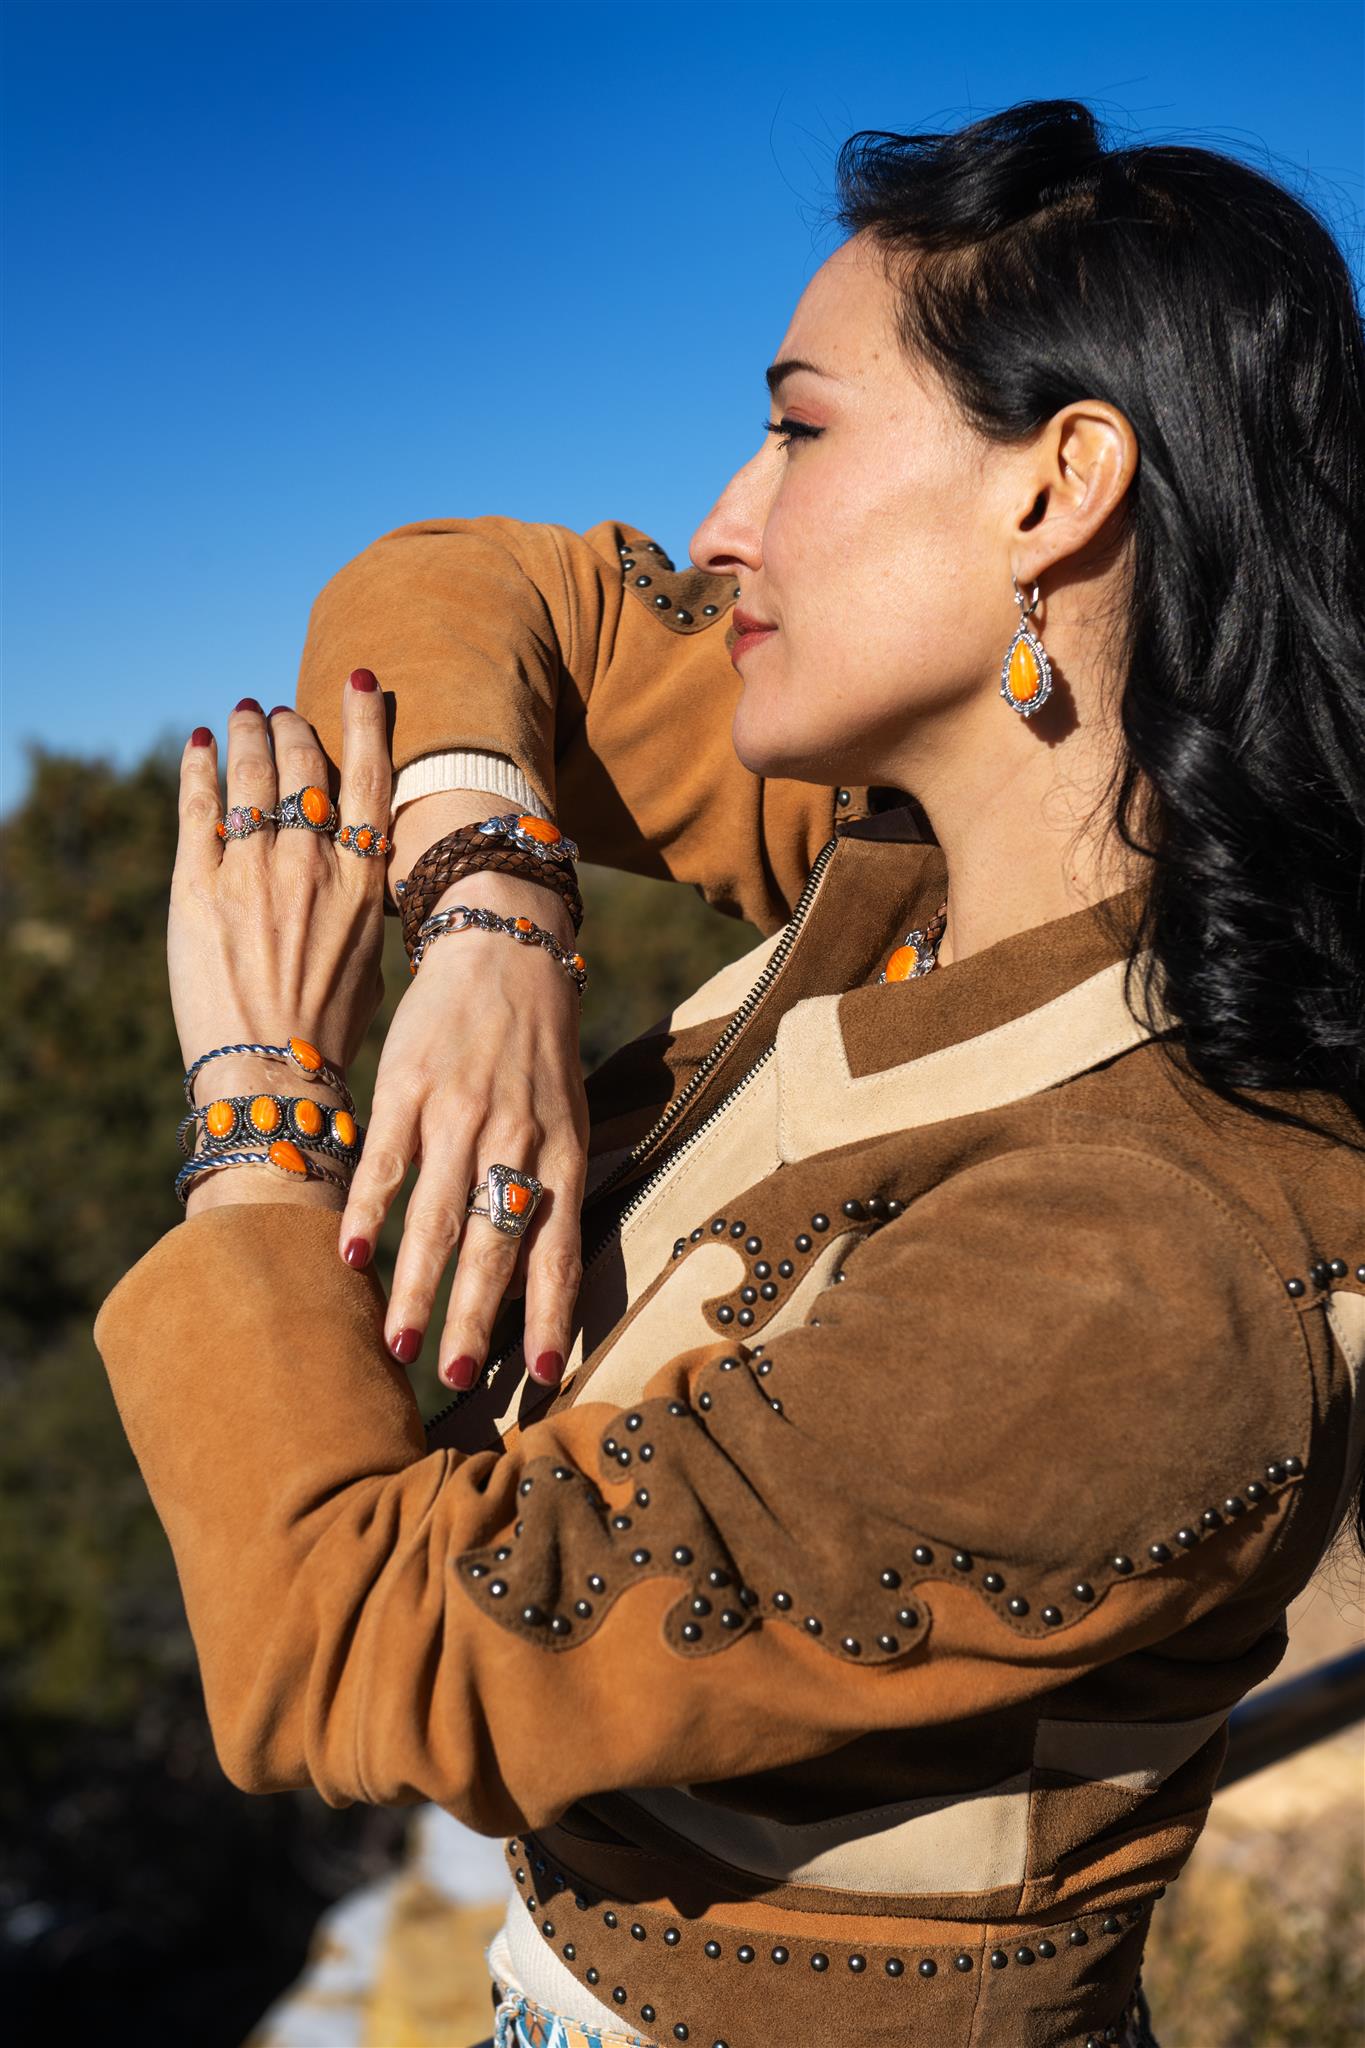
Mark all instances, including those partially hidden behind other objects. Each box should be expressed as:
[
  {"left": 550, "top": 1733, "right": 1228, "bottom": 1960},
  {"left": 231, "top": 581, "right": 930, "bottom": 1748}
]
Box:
[
  {"left": 176, "top": 1093, "right": 363, "bottom": 1160},
  {"left": 182, "top": 1036, "right": 355, "bottom": 1114},
  {"left": 174, "top": 1143, "right": 352, "bottom": 1208}
]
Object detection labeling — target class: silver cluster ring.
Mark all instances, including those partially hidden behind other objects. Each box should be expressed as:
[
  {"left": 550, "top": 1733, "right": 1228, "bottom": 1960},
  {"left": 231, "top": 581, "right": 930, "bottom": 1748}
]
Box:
[{"left": 217, "top": 804, "right": 274, "bottom": 842}]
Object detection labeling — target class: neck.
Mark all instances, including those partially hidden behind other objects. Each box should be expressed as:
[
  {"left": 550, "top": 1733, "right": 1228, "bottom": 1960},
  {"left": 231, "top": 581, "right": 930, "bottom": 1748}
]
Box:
[{"left": 885, "top": 699, "right": 1143, "bottom": 970}]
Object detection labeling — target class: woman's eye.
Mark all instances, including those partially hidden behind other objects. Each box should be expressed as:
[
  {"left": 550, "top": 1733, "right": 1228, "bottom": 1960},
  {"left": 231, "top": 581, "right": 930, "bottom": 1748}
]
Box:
[{"left": 762, "top": 417, "right": 822, "bottom": 453}]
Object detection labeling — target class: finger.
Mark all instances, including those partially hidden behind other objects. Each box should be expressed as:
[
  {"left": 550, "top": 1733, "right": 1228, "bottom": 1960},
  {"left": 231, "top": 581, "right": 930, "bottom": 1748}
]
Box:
[
  {"left": 175, "top": 727, "right": 223, "bottom": 887},
  {"left": 224, "top": 697, "right": 278, "bottom": 850},
  {"left": 336, "top": 1086, "right": 419, "bottom": 1286},
  {"left": 519, "top": 1176, "right": 585, "bottom": 1390},
  {"left": 384, "top": 1130, "right": 482, "bottom": 1364},
  {"left": 335, "top": 668, "right": 393, "bottom": 874},
  {"left": 267, "top": 702, "right": 332, "bottom": 858},
  {"left": 437, "top": 1203, "right": 525, "bottom": 1391}
]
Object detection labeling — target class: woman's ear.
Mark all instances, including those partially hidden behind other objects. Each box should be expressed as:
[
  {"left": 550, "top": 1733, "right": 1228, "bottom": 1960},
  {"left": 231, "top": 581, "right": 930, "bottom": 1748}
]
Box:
[{"left": 1012, "top": 400, "right": 1138, "bottom": 583}]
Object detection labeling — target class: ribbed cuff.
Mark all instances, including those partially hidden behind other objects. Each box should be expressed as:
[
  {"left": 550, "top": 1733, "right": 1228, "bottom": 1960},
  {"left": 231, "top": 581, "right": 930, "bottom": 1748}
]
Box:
[{"left": 389, "top": 750, "right": 554, "bottom": 827}]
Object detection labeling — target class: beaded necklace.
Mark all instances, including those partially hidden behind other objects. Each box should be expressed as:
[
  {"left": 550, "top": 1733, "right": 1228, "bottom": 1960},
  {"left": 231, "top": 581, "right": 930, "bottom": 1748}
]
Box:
[{"left": 878, "top": 898, "right": 949, "bottom": 984}]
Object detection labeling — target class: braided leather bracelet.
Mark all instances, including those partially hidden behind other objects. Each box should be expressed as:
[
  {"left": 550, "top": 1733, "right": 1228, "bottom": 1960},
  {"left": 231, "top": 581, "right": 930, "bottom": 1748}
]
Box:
[
  {"left": 398, "top": 815, "right": 583, "bottom": 961},
  {"left": 410, "top": 903, "right": 588, "bottom": 993}
]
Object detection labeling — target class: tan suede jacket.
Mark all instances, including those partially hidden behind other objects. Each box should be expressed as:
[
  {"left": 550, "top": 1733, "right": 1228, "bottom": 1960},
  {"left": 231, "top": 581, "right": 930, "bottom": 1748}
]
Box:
[{"left": 94, "top": 517, "right": 1365, "bottom": 2048}]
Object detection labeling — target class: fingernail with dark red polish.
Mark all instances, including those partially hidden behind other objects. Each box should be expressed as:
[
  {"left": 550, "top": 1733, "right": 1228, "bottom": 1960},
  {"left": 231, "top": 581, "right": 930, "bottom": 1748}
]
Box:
[
  {"left": 267, "top": 704, "right": 291, "bottom": 718},
  {"left": 234, "top": 696, "right": 262, "bottom": 714},
  {"left": 191, "top": 727, "right": 213, "bottom": 747},
  {"left": 442, "top": 1354, "right": 478, "bottom": 1391},
  {"left": 389, "top": 1327, "right": 422, "bottom": 1364},
  {"left": 349, "top": 668, "right": 378, "bottom": 691},
  {"left": 342, "top": 1236, "right": 371, "bottom": 1270},
  {"left": 531, "top": 1350, "right": 564, "bottom": 1386}
]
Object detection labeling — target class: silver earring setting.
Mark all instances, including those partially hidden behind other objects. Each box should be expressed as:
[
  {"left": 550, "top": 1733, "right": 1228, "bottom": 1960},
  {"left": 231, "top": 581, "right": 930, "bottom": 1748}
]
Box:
[{"left": 1000, "top": 577, "right": 1053, "bottom": 717}]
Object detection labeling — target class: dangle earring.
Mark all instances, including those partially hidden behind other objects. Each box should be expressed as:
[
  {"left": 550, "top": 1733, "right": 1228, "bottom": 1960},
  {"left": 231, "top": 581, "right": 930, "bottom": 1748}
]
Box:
[{"left": 1000, "top": 575, "right": 1053, "bottom": 717}]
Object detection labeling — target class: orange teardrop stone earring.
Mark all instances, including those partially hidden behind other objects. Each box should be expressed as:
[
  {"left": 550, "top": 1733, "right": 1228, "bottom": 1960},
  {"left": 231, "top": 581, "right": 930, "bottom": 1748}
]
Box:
[{"left": 1000, "top": 576, "right": 1053, "bottom": 717}]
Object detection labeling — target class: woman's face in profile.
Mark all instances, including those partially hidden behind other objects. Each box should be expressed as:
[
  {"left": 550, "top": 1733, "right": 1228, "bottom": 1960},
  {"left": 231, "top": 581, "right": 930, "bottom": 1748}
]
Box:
[{"left": 691, "top": 232, "right": 1021, "bottom": 791}]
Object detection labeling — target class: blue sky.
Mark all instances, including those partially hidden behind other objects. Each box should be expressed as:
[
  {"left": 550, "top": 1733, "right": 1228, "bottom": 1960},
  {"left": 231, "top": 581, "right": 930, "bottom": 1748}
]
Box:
[{"left": 3, "top": 0, "right": 1361, "bottom": 815}]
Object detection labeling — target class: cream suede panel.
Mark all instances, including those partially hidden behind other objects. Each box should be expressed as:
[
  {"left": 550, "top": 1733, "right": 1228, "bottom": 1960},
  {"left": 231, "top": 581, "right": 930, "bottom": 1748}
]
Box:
[
  {"left": 754, "top": 1231, "right": 861, "bottom": 1343},
  {"left": 1032, "top": 1707, "right": 1229, "bottom": 1795},
  {"left": 1321, "top": 1289, "right": 1365, "bottom": 1550},
  {"left": 622, "top": 1774, "right": 1032, "bottom": 1894},
  {"left": 561, "top": 1056, "right": 783, "bottom": 1401},
  {"left": 661, "top": 925, "right": 785, "bottom": 1035},
  {"left": 777, "top": 957, "right": 1155, "bottom": 1164},
  {"left": 495, "top": 1911, "right": 630, "bottom": 2033},
  {"left": 569, "top": 1239, "right": 746, "bottom": 1412}
]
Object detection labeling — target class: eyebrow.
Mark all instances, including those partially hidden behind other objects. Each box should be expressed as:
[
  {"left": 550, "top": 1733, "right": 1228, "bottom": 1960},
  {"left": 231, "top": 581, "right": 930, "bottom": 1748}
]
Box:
[{"left": 765, "top": 357, "right": 835, "bottom": 397}]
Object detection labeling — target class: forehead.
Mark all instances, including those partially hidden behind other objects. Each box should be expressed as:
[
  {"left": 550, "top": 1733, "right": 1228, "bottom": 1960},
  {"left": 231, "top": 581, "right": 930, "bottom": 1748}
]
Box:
[{"left": 774, "top": 234, "right": 904, "bottom": 383}]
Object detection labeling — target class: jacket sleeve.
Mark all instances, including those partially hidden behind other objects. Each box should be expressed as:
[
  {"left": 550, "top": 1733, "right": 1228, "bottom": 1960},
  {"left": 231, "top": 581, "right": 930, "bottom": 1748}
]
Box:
[
  {"left": 293, "top": 515, "right": 856, "bottom": 933},
  {"left": 91, "top": 1147, "right": 1314, "bottom": 1836}
]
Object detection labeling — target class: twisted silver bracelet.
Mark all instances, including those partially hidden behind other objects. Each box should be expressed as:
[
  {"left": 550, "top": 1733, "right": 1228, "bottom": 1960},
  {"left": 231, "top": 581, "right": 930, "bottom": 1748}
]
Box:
[
  {"left": 182, "top": 1035, "right": 355, "bottom": 1113},
  {"left": 409, "top": 903, "right": 587, "bottom": 994},
  {"left": 175, "top": 1144, "right": 353, "bottom": 1207}
]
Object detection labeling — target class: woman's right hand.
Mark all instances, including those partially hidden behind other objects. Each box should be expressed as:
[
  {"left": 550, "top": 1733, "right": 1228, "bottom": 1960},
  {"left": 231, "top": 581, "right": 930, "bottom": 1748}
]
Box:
[{"left": 338, "top": 844, "right": 590, "bottom": 1395}]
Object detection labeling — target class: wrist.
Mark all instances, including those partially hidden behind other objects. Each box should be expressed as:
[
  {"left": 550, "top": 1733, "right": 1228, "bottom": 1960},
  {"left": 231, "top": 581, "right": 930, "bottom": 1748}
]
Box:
[{"left": 183, "top": 1165, "right": 347, "bottom": 1220}]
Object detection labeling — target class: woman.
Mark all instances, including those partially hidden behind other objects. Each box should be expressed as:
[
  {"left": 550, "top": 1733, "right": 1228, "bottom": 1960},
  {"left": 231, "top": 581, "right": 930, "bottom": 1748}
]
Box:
[{"left": 95, "top": 100, "right": 1364, "bottom": 2048}]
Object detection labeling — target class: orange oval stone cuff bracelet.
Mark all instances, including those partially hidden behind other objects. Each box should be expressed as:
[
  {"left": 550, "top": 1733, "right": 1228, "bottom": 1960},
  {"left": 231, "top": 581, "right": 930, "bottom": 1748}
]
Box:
[{"left": 176, "top": 1093, "right": 363, "bottom": 1160}]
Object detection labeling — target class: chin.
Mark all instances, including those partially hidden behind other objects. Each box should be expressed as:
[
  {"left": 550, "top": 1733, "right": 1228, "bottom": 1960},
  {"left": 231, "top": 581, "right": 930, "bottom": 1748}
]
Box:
[{"left": 732, "top": 702, "right": 850, "bottom": 787}]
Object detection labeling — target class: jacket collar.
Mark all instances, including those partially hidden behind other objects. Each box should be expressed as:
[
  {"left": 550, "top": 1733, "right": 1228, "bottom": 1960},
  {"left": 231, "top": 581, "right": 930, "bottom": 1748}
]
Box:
[{"left": 772, "top": 806, "right": 1155, "bottom": 1155}]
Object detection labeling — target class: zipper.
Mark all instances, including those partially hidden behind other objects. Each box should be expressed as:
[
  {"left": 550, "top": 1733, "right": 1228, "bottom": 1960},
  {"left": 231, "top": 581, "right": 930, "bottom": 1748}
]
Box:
[{"left": 423, "top": 831, "right": 841, "bottom": 1439}]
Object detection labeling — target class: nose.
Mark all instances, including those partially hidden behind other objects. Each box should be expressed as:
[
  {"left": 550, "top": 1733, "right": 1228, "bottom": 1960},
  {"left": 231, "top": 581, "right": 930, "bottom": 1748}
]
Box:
[{"left": 689, "top": 445, "right": 768, "bottom": 582}]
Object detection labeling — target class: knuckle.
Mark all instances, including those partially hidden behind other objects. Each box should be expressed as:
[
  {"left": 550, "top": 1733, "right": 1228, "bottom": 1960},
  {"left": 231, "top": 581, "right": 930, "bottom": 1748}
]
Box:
[
  {"left": 354, "top": 1144, "right": 409, "bottom": 1197},
  {"left": 279, "top": 748, "right": 325, "bottom": 787},
  {"left": 180, "top": 790, "right": 222, "bottom": 829},
  {"left": 345, "top": 761, "right": 391, "bottom": 810},
  {"left": 404, "top": 1200, "right": 467, "bottom": 1252},
  {"left": 233, "top": 755, "right": 276, "bottom": 795},
  {"left": 487, "top": 1114, "right": 543, "bottom": 1162},
  {"left": 536, "top": 1243, "right": 583, "bottom": 1294},
  {"left": 461, "top": 1229, "right": 518, "bottom": 1279}
]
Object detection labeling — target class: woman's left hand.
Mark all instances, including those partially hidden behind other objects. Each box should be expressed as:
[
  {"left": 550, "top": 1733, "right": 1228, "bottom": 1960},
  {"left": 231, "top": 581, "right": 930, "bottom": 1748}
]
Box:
[{"left": 170, "top": 676, "right": 391, "bottom": 1190}]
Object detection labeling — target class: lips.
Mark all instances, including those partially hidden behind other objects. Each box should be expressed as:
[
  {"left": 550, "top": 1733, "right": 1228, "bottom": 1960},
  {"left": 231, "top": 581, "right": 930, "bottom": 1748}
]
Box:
[{"left": 728, "top": 606, "right": 778, "bottom": 661}]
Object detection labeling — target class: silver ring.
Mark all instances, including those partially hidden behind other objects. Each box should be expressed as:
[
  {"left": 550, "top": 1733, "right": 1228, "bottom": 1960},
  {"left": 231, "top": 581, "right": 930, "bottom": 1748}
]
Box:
[
  {"left": 464, "top": 1161, "right": 545, "bottom": 1238},
  {"left": 269, "top": 785, "right": 337, "bottom": 833},
  {"left": 216, "top": 804, "right": 274, "bottom": 842}
]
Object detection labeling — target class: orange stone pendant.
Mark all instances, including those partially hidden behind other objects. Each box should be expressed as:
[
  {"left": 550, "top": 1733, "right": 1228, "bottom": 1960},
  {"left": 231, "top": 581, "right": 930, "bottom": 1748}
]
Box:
[
  {"left": 884, "top": 943, "right": 922, "bottom": 982},
  {"left": 1000, "top": 622, "right": 1053, "bottom": 718}
]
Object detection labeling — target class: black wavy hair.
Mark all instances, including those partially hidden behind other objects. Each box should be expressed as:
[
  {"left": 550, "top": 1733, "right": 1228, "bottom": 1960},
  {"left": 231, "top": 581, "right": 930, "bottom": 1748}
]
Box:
[{"left": 833, "top": 100, "right": 1365, "bottom": 1558}]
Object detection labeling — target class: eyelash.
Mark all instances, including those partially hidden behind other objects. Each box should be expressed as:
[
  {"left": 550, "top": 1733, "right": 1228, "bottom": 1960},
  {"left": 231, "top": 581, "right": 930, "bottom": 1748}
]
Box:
[{"left": 762, "top": 416, "right": 822, "bottom": 452}]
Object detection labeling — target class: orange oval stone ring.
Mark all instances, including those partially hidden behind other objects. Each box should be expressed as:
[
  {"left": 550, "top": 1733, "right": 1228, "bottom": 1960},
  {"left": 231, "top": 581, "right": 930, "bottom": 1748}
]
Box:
[
  {"left": 465, "top": 1162, "right": 545, "bottom": 1239},
  {"left": 270, "top": 784, "right": 338, "bottom": 834}
]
